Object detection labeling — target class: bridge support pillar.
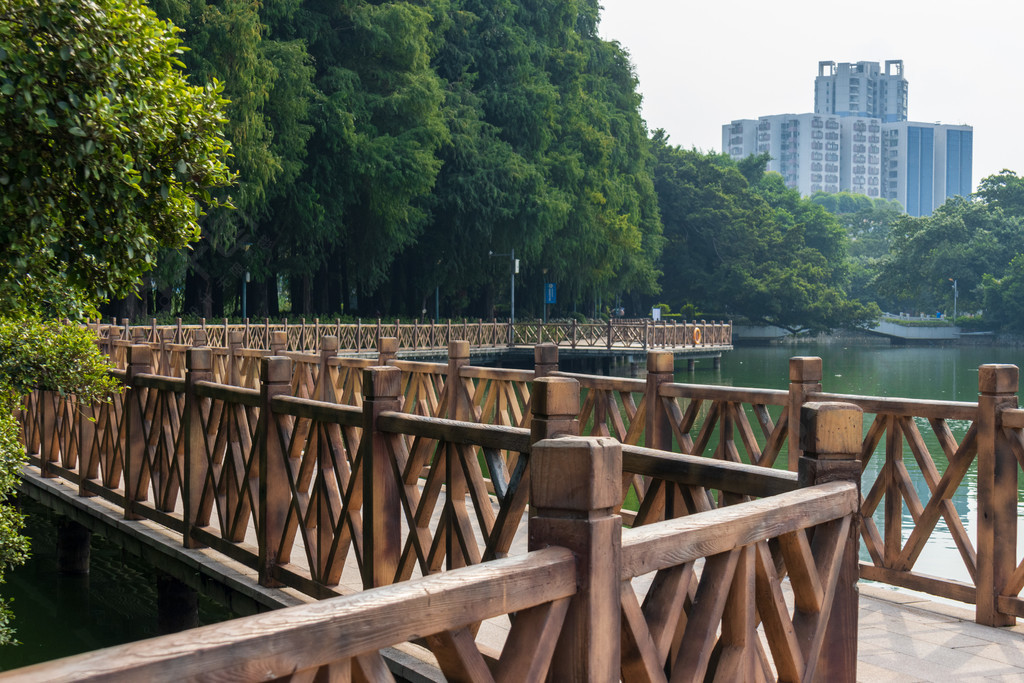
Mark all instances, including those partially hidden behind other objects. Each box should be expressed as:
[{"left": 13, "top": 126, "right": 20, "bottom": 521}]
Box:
[
  {"left": 713, "top": 355, "right": 721, "bottom": 370},
  {"left": 57, "top": 518, "right": 91, "bottom": 575},
  {"left": 687, "top": 359, "right": 695, "bottom": 372},
  {"left": 157, "top": 574, "right": 199, "bottom": 634}
]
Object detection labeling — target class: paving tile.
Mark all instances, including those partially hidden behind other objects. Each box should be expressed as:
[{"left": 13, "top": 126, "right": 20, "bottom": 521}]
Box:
[{"left": 856, "top": 659, "right": 924, "bottom": 683}]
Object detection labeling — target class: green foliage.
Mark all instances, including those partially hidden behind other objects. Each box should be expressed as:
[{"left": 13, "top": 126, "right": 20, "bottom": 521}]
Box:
[
  {"left": 0, "top": 318, "right": 116, "bottom": 644},
  {"left": 976, "top": 169, "right": 1024, "bottom": 215},
  {"left": 982, "top": 255, "right": 1024, "bottom": 331},
  {"left": 810, "top": 192, "right": 904, "bottom": 308},
  {"left": 651, "top": 141, "right": 877, "bottom": 332},
  {"left": 0, "top": 0, "right": 234, "bottom": 317},
  {"left": 874, "top": 197, "right": 1024, "bottom": 315}
]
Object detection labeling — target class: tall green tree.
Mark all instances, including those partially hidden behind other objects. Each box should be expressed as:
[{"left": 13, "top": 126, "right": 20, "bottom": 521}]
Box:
[
  {"left": 810, "top": 191, "right": 903, "bottom": 306},
  {"left": 279, "top": 0, "right": 447, "bottom": 315},
  {"left": 652, "top": 141, "right": 875, "bottom": 331},
  {"left": 0, "top": 0, "right": 233, "bottom": 317},
  {"left": 149, "top": 0, "right": 314, "bottom": 317},
  {"left": 874, "top": 197, "right": 1024, "bottom": 315}
]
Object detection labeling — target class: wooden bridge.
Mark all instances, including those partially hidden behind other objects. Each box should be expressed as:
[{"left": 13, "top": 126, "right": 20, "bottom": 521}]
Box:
[
  {"left": 6, "top": 336, "right": 1024, "bottom": 680},
  {"left": 91, "top": 316, "right": 732, "bottom": 364}
]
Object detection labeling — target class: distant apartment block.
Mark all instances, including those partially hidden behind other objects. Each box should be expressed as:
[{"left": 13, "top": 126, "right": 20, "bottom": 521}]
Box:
[
  {"left": 815, "top": 60, "right": 908, "bottom": 123},
  {"left": 722, "top": 60, "right": 972, "bottom": 215},
  {"left": 882, "top": 122, "right": 973, "bottom": 216}
]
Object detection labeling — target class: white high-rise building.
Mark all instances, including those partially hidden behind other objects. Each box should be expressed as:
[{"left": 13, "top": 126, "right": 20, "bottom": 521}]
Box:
[
  {"left": 722, "top": 60, "right": 972, "bottom": 214},
  {"left": 815, "top": 60, "right": 908, "bottom": 123},
  {"left": 839, "top": 117, "right": 883, "bottom": 198}
]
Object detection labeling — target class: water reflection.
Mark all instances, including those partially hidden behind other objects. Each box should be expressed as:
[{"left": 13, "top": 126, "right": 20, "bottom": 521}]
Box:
[{"left": 0, "top": 499, "right": 232, "bottom": 670}]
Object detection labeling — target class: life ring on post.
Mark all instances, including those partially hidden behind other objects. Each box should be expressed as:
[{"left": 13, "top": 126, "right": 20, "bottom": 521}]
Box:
[{"left": 692, "top": 327, "right": 702, "bottom": 345}]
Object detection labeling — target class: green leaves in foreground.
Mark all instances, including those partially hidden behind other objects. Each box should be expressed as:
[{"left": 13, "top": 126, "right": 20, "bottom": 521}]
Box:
[
  {"left": 0, "top": 317, "right": 117, "bottom": 645},
  {"left": 0, "top": 0, "right": 234, "bottom": 317}
]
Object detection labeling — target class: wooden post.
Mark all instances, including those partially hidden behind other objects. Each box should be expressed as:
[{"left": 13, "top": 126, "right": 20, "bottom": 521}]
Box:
[
  {"left": 606, "top": 318, "right": 613, "bottom": 350},
  {"left": 193, "top": 328, "right": 208, "bottom": 348},
  {"left": 361, "top": 366, "right": 402, "bottom": 588},
  {"left": 787, "top": 356, "right": 822, "bottom": 471},
  {"left": 644, "top": 351, "right": 674, "bottom": 452},
  {"left": 270, "top": 330, "right": 287, "bottom": 355},
  {"left": 531, "top": 377, "right": 580, "bottom": 442},
  {"left": 183, "top": 348, "right": 213, "bottom": 549},
  {"left": 529, "top": 436, "right": 622, "bottom": 681},
  {"left": 77, "top": 400, "right": 97, "bottom": 497},
  {"left": 377, "top": 336, "right": 398, "bottom": 366},
  {"left": 534, "top": 343, "right": 559, "bottom": 379},
  {"left": 318, "top": 336, "right": 339, "bottom": 403},
  {"left": 798, "top": 402, "right": 862, "bottom": 683},
  {"left": 258, "top": 356, "right": 293, "bottom": 586},
  {"left": 227, "top": 330, "right": 243, "bottom": 386},
  {"left": 447, "top": 341, "right": 472, "bottom": 421},
  {"left": 976, "top": 364, "right": 1018, "bottom": 626},
  {"left": 124, "top": 344, "right": 152, "bottom": 521}
]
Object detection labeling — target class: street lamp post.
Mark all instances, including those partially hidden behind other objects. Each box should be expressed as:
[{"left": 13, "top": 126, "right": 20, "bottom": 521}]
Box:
[{"left": 949, "top": 278, "right": 958, "bottom": 322}]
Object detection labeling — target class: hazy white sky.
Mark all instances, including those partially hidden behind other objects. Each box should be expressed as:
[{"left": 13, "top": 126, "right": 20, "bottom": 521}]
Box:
[{"left": 598, "top": 0, "right": 1023, "bottom": 192}]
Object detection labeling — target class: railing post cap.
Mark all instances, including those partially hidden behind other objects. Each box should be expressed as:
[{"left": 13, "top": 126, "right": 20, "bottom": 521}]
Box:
[
  {"left": 534, "top": 343, "right": 558, "bottom": 364},
  {"left": 320, "top": 335, "right": 340, "bottom": 353},
  {"left": 531, "top": 436, "right": 622, "bottom": 511},
  {"left": 978, "top": 364, "right": 1019, "bottom": 395},
  {"left": 790, "top": 356, "right": 823, "bottom": 383},
  {"left": 647, "top": 350, "right": 674, "bottom": 373},
  {"left": 128, "top": 344, "right": 151, "bottom": 366},
  {"left": 272, "top": 330, "right": 288, "bottom": 342},
  {"left": 379, "top": 336, "right": 399, "bottom": 355},
  {"left": 364, "top": 365, "right": 402, "bottom": 398},
  {"left": 228, "top": 330, "right": 244, "bottom": 344},
  {"left": 449, "top": 339, "right": 469, "bottom": 358},
  {"left": 800, "top": 402, "right": 862, "bottom": 457},
  {"left": 186, "top": 347, "right": 212, "bottom": 371},
  {"left": 263, "top": 356, "right": 292, "bottom": 384},
  {"left": 533, "top": 377, "right": 580, "bottom": 417}
]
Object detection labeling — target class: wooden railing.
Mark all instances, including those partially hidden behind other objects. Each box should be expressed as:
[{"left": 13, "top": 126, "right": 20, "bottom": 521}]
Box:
[
  {"left": 10, "top": 402, "right": 860, "bottom": 681},
  {"left": 18, "top": 339, "right": 1024, "bottom": 637},
  {"left": 89, "top": 316, "right": 732, "bottom": 358}
]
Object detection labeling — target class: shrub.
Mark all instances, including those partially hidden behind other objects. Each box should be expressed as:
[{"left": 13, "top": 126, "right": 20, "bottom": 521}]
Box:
[{"left": 0, "top": 319, "right": 116, "bottom": 644}]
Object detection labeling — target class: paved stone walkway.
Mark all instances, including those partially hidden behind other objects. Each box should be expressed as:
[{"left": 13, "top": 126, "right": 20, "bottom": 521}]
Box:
[{"left": 858, "top": 584, "right": 1024, "bottom": 682}]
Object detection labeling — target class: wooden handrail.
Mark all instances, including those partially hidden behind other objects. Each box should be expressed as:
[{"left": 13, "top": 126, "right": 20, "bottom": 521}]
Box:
[
  {"left": 621, "top": 481, "right": 857, "bottom": 579},
  {"left": 0, "top": 548, "right": 577, "bottom": 683},
  {"left": 621, "top": 444, "right": 798, "bottom": 498}
]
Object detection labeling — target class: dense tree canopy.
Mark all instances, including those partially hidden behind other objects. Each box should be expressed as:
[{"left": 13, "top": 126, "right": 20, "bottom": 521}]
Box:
[
  {"left": 0, "top": 0, "right": 233, "bottom": 318},
  {"left": 873, "top": 197, "right": 1024, "bottom": 315},
  {"left": 810, "top": 192, "right": 903, "bottom": 307},
  {"left": 652, "top": 138, "right": 877, "bottom": 332},
  {"left": 129, "top": 0, "right": 662, "bottom": 320}
]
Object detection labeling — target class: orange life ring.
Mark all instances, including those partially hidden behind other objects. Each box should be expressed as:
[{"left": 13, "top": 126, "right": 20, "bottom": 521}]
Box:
[{"left": 692, "top": 327, "right": 702, "bottom": 344}]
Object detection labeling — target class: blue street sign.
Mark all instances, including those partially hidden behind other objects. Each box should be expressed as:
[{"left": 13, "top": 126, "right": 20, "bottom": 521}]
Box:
[{"left": 544, "top": 283, "right": 556, "bottom": 305}]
